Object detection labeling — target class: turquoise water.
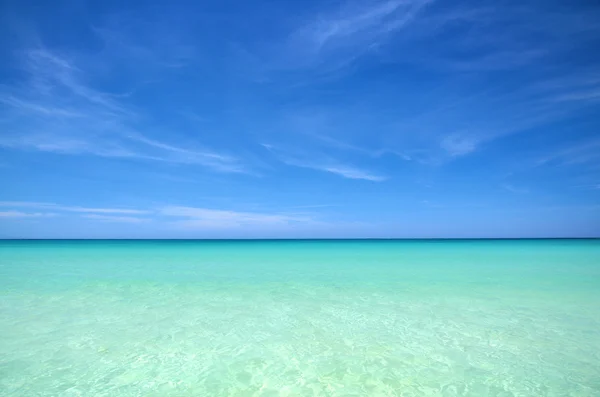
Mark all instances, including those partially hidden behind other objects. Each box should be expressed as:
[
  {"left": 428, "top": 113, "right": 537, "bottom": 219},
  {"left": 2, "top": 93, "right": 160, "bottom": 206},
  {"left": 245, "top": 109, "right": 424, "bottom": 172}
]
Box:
[{"left": 1, "top": 240, "right": 599, "bottom": 396}]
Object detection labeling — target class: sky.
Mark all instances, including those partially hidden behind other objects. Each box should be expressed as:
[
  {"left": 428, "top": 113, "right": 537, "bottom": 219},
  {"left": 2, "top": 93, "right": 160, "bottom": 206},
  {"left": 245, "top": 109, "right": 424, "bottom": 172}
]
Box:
[{"left": 0, "top": 0, "right": 599, "bottom": 238}]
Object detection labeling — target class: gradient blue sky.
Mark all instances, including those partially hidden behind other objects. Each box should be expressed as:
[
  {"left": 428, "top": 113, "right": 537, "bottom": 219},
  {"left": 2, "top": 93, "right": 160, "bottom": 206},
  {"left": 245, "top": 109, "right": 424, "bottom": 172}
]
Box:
[{"left": 1, "top": 0, "right": 599, "bottom": 238}]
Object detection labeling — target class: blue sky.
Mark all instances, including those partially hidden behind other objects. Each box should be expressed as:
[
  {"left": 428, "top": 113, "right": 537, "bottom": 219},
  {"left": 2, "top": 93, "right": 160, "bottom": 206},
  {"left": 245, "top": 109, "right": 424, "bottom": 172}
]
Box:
[{"left": 1, "top": 0, "right": 599, "bottom": 238}]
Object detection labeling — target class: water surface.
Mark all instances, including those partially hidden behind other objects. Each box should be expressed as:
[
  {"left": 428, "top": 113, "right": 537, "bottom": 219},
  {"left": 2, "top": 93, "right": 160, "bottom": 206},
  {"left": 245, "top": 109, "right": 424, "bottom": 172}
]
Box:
[{"left": 1, "top": 240, "right": 599, "bottom": 396}]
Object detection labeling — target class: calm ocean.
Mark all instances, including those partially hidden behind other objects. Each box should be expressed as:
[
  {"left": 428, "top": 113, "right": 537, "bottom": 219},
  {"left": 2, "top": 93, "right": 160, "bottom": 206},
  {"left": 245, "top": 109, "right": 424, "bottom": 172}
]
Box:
[{"left": 1, "top": 239, "right": 599, "bottom": 396}]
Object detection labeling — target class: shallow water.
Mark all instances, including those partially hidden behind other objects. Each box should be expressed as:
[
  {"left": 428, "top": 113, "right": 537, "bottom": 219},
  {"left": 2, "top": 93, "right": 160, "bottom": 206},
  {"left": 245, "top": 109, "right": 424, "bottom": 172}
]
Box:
[{"left": 1, "top": 240, "right": 599, "bottom": 396}]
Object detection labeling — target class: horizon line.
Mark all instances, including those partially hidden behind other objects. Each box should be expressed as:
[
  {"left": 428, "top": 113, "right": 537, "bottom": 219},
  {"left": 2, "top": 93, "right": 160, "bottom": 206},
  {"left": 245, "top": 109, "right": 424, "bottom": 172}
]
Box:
[{"left": 1, "top": 237, "right": 598, "bottom": 241}]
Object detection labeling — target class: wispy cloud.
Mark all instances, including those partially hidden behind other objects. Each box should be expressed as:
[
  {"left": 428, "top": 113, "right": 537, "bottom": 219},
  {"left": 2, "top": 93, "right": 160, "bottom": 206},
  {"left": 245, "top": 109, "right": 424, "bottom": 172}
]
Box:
[
  {"left": 64, "top": 207, "right": 148, "bottom": 215},
  {"left": 262, "top": 144, "right": 386, "bottom": 181},
  {"left": 502, "top": 184, "right": 529, "bottom": 194},
  {"left": 83, "top": 214, "right": 149, "bottom": 223},
  {"left": 125, "top": 134, "right": 245, "bottom": 172},
  {"left": 0, "top": 201, "right": 149, "bottom": 214},
  {"left": 240, "top": 0, "right": 433, "bottom": 77},
  {"left": 160, "top": 206, "right": 316, "bottom": 229},
  {"left": 0, "top": 211, "right": 56, "bottom": 218},
  {"left": 0, "top": 46, "right": 246, "bottom": 173},
  {"left": 318, "top": 165, "right": 387, "bottom": 182},
  {"left": 241, "top": 0, "right": 600, "bottom": 80},
  {"left": 292, "top": 160, "right": 387, "bottom": 182},
  {"left": 401, "top": 2, "right": 600, "bottom": 72},
  {"left": 0, "top": 201, "right": 55, "bottom": 208},
  {"left": 289, "top": 0, "right": 432, "bottom": 66},
  {"left": 0, "top": 201, "right": 325, "bottom": 229},
  {"left": 0, "top": 96, "right": 85, "bottom": 118},
  {"left": 537, "top": 138, "right": 600, "bottom": 167},
  {"left": 544, "top": 77, "right": 600, "bottom": 104},
  {"left": 91, "top": 15, "right": 197, "bottom": 70},
  {"left": 553, "top": 89, "right": 600, "bottom": 103},
  {"left": 287, "top": 204, "right": 335, "bottom": 209},
  {"left": 440, "top": 135, "right": 479, "bottom": 157},
  {"left": 360, "top": 70, "right": 600, "bottom": 164},
  {"left": 252, "top": 1, "right": 600, "bottom": 166}
]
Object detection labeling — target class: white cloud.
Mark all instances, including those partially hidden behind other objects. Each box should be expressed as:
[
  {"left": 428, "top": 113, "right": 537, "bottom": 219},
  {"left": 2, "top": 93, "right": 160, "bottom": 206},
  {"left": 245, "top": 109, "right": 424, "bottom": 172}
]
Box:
[
  {"left": 299, "top": 0, "right": 431, "bottom": 50},
  {"left": 62, "top": 207, "right": 149, "bottom": 215},
  {"left": 0, "top": 200, "right": 324, "bottom": 229},
  {"left": 263, "top": 2, "right": 600, "bottom": 166},
  {"left": 320, "top": 165, "right": 387, "bottom": 182},
  {"left": 502, "top": 184, "right": 529, "bottom": 194},
  {"left": 280, "top": 0, "right": 433, "bottom": 71},
  {"left": 0, "top": 202, "right": 325, "bottom": 230},
  {"left": 440, "top": 135, "right": 478, "bottom": 157},
  {"left": 90, "top": 13, "right": 197, "bottom": 70},
  {"left": 0, "top": 47, "right": 246, "bottom": 173},
  {"left": 285, "top": 159, "right": 387, "bottom": 181},
  {"left": 0, "top": 211, "right": 56, "bottom": 218},
  {"left": 83, "top": 214, "right": 149, "bottom": 223},
  {"left": 286, "top": 158, "right": 386, "bottom": 182},
  {"left": 0, "top": 201, "right": 56, "bottom": 208},
  {"left": 161, "top": 206, "right": 315, "bottom": 229},
  {"left": 0, "top": 96, "right": 84, "bottom": 118},
  {"left": 537, "top": 138, "right": 600, "bottom": 167},
  {"left": 402, "top": 3, "right": 600, "bottom": 72},
  {"left": 0, "top": 201, "right": 149, "bottom": 214},
  {"left": 552, "top": 88, "right": 600, "bottom": 103},
  {"left": 262, "top": 144, "right": 386, "bottom": 181}
]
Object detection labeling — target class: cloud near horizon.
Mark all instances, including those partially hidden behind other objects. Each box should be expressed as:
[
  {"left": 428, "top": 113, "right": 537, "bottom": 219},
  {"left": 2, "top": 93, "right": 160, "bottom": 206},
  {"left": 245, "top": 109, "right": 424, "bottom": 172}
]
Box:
[{"left": 0, "top": 202, "right": 321, "bottom": 230}]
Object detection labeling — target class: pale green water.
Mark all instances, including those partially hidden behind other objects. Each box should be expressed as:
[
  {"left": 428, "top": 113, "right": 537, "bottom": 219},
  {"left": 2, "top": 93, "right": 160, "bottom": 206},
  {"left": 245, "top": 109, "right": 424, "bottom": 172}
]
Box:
[{"left": 1, "top": 240, "right": 599, "bottom": 396}]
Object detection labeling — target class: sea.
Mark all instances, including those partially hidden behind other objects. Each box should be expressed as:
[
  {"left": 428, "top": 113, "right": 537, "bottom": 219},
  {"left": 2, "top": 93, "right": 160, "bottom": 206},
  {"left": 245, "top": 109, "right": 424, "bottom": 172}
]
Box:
[{"left": 1, "top": 239, "right": 599, "bottom": 396}]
